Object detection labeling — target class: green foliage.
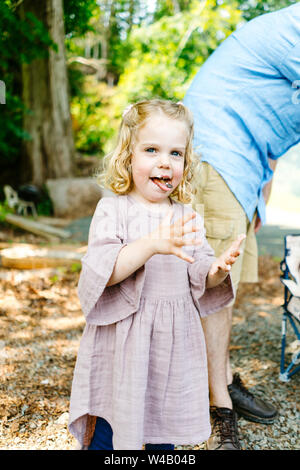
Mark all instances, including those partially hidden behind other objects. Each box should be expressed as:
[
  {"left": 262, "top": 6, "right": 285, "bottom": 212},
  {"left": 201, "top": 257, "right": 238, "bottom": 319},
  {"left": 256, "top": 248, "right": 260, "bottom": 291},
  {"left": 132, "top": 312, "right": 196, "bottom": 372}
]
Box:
[
  {"left": 0, "top": 1, "right": 55, "bottom": 161},
  {"left": 113, "top": 0, "right": 241, "bottom": 111},
  {"left": 0, "top": 0, "right": 99, "bottom": 169},
  {"left": 64, "top": 0, "right": 98, "bottom": 37},
  {"left": 0, "top": 92, "right": 31, "bottom": 160},
  {"left": 234, "top": 0, "right": 297, "bottom": 21},
  {"left": 0, "top": 2, "right": 55, "bottom": 70},
  {"left": 153, "top": 0, "right": 191, "bottom": 20},
  {"left": 71, "top": 0, "right": 296, "bottom": 155},
  {"left": 0, "top": 200, "right": 14, "bottom": 223},
  {"left": 70, "top": 262, "right": 82, "bottom": 273},
  {"left": 69, "top": 0, "right": 242, "bottom": 155},
  {"left": 36, "top": 199, "right": 54, "bottom": 217},
  {"left": 50, "top": 274, "right": 59, "bottom": 283},
  {"left": 2, "top": 0, "right": 296, "bottom": 168},
  {"left": 71, "top": 78, "right": 118, "bottom": 155}
]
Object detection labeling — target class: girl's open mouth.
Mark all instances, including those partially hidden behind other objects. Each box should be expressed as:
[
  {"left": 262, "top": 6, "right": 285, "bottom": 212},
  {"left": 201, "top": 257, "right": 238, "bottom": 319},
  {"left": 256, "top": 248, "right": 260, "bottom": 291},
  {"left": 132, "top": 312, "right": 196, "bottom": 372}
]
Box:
[{"left": 150, "top": 176, "right": 173, "bottom": 191}]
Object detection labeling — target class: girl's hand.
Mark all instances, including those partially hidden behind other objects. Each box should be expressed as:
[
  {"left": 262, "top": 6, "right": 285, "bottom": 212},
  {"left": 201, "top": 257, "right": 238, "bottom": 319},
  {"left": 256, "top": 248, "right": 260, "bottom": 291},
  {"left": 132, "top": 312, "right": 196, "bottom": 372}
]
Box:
[
  {"left": 207, "top": 234, "right": 246, "bottom": 288},
  {"left": 145, "top": 208, "right": 202, "bottom": 263}
]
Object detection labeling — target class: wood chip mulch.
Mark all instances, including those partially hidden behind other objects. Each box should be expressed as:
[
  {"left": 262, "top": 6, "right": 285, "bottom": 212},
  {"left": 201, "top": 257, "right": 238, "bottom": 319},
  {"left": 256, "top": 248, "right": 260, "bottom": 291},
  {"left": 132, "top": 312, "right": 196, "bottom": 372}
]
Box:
[{"left": 0, "top": 231, "right": 299, "bottom": 450}]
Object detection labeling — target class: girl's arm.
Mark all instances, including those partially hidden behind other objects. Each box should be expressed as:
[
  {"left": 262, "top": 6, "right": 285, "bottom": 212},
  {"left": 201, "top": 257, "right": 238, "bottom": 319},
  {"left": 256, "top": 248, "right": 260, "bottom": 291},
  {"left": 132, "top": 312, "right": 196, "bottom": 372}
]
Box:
[
  {"left": 107, "top": 209, "right": 202, "bottom": 286},
  {"left": 107, "top": 238, "right": 155, "bottom": 286}
]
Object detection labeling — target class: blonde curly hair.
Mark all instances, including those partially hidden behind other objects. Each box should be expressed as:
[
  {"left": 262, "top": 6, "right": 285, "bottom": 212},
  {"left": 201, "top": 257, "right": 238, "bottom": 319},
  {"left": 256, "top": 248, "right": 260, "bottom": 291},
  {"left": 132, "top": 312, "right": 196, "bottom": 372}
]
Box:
[{"left": 97, "top": 99, "right": 201, "bottom": 204}]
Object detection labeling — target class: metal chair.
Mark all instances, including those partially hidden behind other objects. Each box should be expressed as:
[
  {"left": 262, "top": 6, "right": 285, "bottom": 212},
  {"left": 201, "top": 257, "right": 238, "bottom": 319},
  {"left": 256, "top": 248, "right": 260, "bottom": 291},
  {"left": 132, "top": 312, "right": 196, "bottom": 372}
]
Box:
[{"left": 279, "top": 234, "right": 300, "bottom": 381}]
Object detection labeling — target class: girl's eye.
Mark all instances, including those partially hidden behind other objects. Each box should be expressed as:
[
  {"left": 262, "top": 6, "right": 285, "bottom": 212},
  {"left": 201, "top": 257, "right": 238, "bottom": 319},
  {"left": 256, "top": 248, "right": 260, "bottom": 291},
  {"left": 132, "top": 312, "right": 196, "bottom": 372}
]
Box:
[
  {"left": 145, "top": 147, "right": 156, "bottom": 153},
  {"left": 171, "top": 150, "right": 183, "bottom": 157}
]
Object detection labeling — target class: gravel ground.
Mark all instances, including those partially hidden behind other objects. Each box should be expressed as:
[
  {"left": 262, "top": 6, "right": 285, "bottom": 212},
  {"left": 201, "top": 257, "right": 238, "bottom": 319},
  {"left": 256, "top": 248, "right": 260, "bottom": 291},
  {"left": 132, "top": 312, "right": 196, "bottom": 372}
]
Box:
[
  {"left": 0, "top": 242, "right": 299, "bottom": 450},
  {"left": 231, "top": 257, "right": 299, "bottom": 451}
]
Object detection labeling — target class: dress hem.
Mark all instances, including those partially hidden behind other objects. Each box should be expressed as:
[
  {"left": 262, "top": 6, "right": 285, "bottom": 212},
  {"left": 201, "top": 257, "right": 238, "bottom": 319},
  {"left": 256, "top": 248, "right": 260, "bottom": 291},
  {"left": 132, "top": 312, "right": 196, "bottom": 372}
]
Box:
[{"left": 69, "top": 411, "right": 211, "bottom": 450}]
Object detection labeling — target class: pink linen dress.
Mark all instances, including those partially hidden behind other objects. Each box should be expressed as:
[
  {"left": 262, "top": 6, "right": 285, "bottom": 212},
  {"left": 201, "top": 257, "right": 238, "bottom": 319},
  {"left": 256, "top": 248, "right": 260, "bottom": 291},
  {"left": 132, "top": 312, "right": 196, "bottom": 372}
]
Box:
[{"left": 68, "top": 195, "right": 234, "bottom": 450}]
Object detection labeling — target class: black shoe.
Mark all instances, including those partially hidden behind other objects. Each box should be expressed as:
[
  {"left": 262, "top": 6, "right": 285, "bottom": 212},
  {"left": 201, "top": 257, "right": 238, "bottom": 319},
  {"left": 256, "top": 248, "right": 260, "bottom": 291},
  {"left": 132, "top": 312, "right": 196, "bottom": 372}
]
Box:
[
  {"left": 206, "top": 407, "right": 241, "bottom": 450},
  {"left": 228, "top": 373, "right": 277, "bottom": 424}
]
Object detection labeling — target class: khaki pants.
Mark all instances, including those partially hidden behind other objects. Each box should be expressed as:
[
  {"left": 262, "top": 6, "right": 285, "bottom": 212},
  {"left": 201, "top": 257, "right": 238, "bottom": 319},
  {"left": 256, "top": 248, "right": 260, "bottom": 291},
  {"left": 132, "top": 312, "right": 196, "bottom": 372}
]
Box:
[{"left": 192, "top": 162, "right": 258, "bottom": 301}]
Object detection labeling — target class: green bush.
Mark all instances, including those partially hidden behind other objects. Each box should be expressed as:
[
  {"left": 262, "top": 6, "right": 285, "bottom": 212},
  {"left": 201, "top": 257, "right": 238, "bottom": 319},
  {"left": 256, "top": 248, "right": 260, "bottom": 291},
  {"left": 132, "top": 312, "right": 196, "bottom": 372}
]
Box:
[
  {"left": 71, "top": 78, "right": 118, "bottom": 155},
  {"left": 0, "top": 200, "right": 14, "bottom": 223},
  {"left": 0, "top": 1, "right": 55, "bottom": 161}
]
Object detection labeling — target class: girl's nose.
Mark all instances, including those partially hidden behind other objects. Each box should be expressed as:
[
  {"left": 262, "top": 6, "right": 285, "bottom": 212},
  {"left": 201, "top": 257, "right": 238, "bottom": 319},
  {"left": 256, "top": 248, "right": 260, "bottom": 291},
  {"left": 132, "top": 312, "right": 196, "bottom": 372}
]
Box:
[{"left": 158, "top": 153, "right": 171, "bottom": 167}]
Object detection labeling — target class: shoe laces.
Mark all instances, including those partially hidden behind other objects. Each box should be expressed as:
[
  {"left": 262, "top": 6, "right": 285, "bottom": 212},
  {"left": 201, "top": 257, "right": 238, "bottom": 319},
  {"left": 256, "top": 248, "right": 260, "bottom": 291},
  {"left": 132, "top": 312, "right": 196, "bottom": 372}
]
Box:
[{"left": 211, "top": 408, "right": 240, "bottom": 448}]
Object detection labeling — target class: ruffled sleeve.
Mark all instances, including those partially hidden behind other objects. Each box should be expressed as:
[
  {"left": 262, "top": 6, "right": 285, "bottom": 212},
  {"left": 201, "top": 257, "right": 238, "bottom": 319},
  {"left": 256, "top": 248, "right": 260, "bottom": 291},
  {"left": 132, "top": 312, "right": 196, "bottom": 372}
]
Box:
[
  {"left": 77, "top": 196, "right": 145, "bottom": 325},
  {"left": 187, "top": 211, "right": 234, "bottom": 317}
]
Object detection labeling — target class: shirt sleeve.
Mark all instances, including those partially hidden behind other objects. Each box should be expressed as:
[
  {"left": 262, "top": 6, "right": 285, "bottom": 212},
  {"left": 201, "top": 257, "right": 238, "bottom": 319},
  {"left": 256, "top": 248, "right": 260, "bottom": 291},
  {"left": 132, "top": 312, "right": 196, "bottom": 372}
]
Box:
[
  {"left": 278, "top": 40, "right": 300, "bottom": 83},
  {"left": 77, "top": 197, "right": 146, "bottom": 325},
  {"left": 187, "top": 212, "right": 234, "bottom": 317}
]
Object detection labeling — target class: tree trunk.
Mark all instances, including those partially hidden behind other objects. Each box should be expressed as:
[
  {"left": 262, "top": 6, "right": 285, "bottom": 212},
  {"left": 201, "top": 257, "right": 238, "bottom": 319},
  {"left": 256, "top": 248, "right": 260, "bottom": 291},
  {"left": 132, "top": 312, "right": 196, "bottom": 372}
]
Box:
[{"left": 21, "top": 0, "right": 75, "bottom": 186}]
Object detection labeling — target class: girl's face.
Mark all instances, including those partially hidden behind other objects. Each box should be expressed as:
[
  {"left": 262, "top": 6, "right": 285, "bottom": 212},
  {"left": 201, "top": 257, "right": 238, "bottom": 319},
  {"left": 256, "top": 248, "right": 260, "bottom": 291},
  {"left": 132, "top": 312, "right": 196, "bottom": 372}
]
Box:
[{"left": 130, "top": 113, "right": 188, "bottom": 206}]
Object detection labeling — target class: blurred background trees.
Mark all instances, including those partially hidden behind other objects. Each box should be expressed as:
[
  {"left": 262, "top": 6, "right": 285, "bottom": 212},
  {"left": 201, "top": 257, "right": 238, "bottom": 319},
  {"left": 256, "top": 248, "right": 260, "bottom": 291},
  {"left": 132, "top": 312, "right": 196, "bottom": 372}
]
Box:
[
  {"left": 20, "top": 0, "right": 75, "bottom": 186},
  {"left": 0, "top": 0, "right": 297, "bottom": 193}
]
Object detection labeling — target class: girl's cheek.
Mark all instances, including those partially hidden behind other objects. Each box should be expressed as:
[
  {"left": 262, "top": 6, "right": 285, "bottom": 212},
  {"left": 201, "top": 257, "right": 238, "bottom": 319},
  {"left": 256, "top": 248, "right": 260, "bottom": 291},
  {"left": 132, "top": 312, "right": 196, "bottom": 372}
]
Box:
[{"left": 174, "top": 162, "right": 185, "bottom": 181}]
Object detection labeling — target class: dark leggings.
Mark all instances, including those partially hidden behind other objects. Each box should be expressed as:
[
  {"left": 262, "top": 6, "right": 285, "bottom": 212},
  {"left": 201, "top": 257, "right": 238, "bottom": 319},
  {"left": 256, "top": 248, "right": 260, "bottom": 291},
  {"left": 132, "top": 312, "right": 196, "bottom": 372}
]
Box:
[{"left": 88, "top": 417, "right": 175, "bottom": 450}]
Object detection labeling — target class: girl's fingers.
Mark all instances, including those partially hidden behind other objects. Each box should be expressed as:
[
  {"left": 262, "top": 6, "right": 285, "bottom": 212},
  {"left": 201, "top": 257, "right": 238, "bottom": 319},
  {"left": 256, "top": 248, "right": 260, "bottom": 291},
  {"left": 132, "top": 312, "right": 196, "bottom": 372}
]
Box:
[
  {"left": 172, "top": 247, "right": 195, "bottom": 263},
  {"left": 162, "top": 210, "right": 200, "bottom": 236},
  {"left": 173, "top": 211, "right": 196, "bottom": 229},
  {"left": 211, "top": 260, "right": 232, "bottom": 275},
  {"left": 224, "top": 236, "right": 245, "bottom": 259},
  {"left": 173, "top": 212, "right": 201, "bottom": 237},
  {"left": 158, "top": 210, "right": 202, "bottom": 247},
  {"left": 224, "top": 254, "right": 238, "bottom": 265},
  {"left": 230, "top": 234, "right": 246, "bottom": 254},
  {"left": 155, "top": 208, "right": 174, "bottom": 238},
  {"left": 219, "top": 263, "right": 231, "bottom": 273}
]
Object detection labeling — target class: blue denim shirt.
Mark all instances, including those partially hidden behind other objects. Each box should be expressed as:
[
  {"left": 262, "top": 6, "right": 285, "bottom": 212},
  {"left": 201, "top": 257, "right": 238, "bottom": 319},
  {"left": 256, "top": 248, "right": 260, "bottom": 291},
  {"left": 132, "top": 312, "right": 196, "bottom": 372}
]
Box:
[{"left": 184, "top": 4, "right": 300, "bottom": 224}]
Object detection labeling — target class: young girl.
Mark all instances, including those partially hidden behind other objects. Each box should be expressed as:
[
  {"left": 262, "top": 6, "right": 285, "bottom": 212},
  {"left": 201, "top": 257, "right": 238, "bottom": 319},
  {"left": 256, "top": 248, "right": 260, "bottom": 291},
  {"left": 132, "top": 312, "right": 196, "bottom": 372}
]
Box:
[{"left": 68, "top": 99, "right": 245, "bottom": 450}]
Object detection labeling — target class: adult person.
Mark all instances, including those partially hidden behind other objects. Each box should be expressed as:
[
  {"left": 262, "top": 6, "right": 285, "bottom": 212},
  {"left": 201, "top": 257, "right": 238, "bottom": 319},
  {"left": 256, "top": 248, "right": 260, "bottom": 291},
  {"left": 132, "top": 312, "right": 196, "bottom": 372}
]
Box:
[{"left": 184, "top": 3, "right": 300, "bottom": 450}]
